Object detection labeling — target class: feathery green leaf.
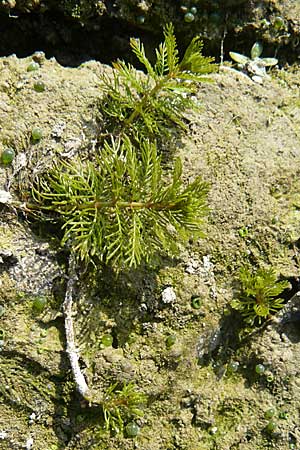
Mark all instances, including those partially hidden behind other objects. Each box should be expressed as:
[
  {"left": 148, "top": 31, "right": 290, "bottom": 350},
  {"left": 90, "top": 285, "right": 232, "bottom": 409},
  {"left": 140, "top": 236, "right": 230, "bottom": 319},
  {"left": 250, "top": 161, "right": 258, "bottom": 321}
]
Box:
[
  {"left": 232, "top": 267, "right": 290, "bottom": 326},
  {"left": 130, "top": 38, "right": 156, "bottom": 79},
  {"left": 34, "top": 137, "right": 209, "bottom": 267},
  {"left": 100, "top": 23, "right": 216, "bottom": 139}
]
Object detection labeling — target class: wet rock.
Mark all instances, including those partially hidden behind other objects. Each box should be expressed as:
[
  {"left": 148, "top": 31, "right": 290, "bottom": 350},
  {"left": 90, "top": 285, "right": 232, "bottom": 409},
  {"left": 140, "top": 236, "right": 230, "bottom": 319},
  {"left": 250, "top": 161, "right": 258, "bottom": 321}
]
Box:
[
  {"left": 0, "top": 249, "right": 18, "bottom": 267},
  {"left": 245, "top": 292, "right": 300, "bottom": 381},
  {"left": 272, "top": 291, "right": 300, "bottom": 344},
  {"left": 0, "top": 1, "right": 299, "bottom": 66},
  {"left": 0, "top": 46, "right": 300, "bottom": 450},
  {"left": 196, "top": 326, "right": 222, "bottom": 361},
  {"left": 192, "top": 396, "right": 216, "bottom": 428}
]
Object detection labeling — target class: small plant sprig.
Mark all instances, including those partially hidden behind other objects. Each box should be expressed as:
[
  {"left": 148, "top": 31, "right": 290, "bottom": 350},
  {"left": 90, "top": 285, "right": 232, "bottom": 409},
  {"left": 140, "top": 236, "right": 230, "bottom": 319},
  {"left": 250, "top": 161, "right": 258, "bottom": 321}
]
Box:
[
  {"left": 100, "top": 23, "right": 216, "bottom": 139},
  {"left": 101, "top": 382, "right": 146, "bottom": 434},
  {"left": 33, "top": 137, "right": 209, "bottom": 268},
  {"left": 231, "top": 266, "right": 290, "bottom": 326},
  {"left": 229, "top": 42, "right": 277, "bottom": 82},
  {"left": 32, "top": 23, "right": 215, "bottom": 269}
]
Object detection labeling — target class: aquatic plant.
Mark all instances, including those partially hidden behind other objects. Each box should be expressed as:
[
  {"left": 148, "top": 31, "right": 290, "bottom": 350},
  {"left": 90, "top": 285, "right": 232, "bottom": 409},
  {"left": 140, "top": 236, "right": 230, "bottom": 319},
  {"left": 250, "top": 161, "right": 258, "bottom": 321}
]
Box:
[
  {"left": 26, "top": 61, "right": 39, "bottom": 72},
  {"left": 101, "top": 382, "right": 146, "bottom": 434},
  {"left": 125, "top": 421, "right": 140, "bottom": 438},
  {"left": 165, "top": 334, "right": 176, "bottom": 348},
  {"left": 32, "top": 295, "right": 47, "bottom": 313},
  {"left": 33, "top": 137, "right": 208, "bottom": 268},
  {"left": 264, "top": 408, "right": 276, "bottom": 419},
  {"left": 231, "top": 267, "right": 289, "bottom": 325},
  {"left": 180, "top": 5, "right": 198, "bottom": 23},
  {"left": 100, "top": 23, "right": 215, "bottom": 140},
  {"left": 101, "top": 334, "right": 113, "bottom": 347},
  {"left": 5, "top": 24, "right": 215, "bottom": 402},
  {"left": 191, "top": 295, "right": 202, "bottom": 309},
  {"left": 184, "top": 12, "right": 195, "bottom": 23},
  {"left": 32, "top": 24, "right": 215, "bottom": 271},
  {"left": 255, "top": 363, "right": 266, "bottom": 375},
  {"left": 33, "top": 81, "right": 45, "bottom": 92},
  {"left": 265, "top": 420, "right": 276, "bottom": 433},
  {"left": 229, "top": 42, "right": 278, "bottom": 82}
]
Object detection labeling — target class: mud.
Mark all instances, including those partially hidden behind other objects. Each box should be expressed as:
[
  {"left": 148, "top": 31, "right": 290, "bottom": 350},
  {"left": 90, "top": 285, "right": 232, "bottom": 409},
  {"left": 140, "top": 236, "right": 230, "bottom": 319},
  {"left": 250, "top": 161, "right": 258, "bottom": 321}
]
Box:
[{"left": 0, "top": 46, "right": 300, "bottom": 449}]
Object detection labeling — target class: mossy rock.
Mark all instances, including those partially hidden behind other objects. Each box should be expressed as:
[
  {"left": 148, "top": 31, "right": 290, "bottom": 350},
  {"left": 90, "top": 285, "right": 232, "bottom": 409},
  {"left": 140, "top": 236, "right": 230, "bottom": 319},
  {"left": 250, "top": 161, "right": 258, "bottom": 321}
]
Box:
[{"left": 0, "top": 48, "right": 300, "bottom": 449}]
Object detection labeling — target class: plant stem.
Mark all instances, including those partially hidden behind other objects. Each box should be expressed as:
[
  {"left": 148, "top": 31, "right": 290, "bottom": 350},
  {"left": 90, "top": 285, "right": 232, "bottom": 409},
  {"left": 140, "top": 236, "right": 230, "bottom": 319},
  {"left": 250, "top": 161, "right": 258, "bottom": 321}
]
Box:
[
  {"left": 82, "top": 199, "right": 178, "bottom": 211},
  {"left": 63, "top": 253, "right": 90, "bottom": 399},
  {"left": 122, "top": 72, "right": 175, "bottom": 132},
  {"left": 9, "top": 197, "right": 180, "bottom": 215}
]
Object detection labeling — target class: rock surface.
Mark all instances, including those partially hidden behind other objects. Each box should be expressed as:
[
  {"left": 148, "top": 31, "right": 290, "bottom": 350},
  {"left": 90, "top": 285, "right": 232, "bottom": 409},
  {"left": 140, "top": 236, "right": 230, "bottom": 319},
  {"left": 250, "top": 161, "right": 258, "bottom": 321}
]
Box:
[
  {"left": 0, "top": 1, "right": 299, "bottom": 64},
  {"left": 0, "top": 46, "right": 300, "bottom": 449}
]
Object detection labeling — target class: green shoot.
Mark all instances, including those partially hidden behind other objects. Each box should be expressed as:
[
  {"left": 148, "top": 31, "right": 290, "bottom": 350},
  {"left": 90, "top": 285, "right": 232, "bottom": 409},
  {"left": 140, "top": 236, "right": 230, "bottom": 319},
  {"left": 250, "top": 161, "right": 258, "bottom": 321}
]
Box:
[
  {"left": 100, "top": 23, "right": 216, "bottom": 139},
  {"left": 101, "top": 382, "right": 146, "bottom": 434},
  {"left": 231, "top": 267, "right": 290, "bottom": 326},
  {"left": 33, "top": 137, "right": 209, "bottom": 268}
]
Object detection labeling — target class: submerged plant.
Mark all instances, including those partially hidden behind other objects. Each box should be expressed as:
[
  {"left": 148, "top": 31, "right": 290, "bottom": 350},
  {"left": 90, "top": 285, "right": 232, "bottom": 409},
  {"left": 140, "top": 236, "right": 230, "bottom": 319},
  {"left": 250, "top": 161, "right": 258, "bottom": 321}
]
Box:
[
  {"left": 12, "top": 24, "right": 215, "bottom": 401},
  {"left": 231, "top": 267, "right": 290, "bottom": 325},
  {"left": 32, "top": 23, "right": 215, "bottom": 270},
  {"left": 33, "top": 136, "right": 209, "bottom": 268},
  {"left": 100, "top": 23, "right": 216, "bottom": 139},
  {"left": 229, "top": 42, "right": 278, "bottom": 82},
  {"left": 101, "top": 382, "right": 146, "bottom": 434}
]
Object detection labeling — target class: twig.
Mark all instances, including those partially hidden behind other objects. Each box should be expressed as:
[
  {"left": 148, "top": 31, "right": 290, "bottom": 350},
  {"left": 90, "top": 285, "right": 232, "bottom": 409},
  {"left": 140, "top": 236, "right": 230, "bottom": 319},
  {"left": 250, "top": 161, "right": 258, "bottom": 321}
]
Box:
[
  {"left": 220, "top": 22, "right": 227, "bottom": 66},
  {"left": 63, "top": 253, "right": 90, "bottom": 399}
]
